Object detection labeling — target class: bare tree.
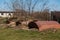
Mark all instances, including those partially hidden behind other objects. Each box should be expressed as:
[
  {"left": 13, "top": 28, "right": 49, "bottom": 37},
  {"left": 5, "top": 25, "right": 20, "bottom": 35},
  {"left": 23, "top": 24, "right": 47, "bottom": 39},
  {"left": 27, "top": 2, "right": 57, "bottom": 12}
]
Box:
[
  {"left": 26, "top": 0, "right": 39, "bottom": 15},
  {"left": 4, "top": 0, "right": 49, "bottom": 20},
  {"left": 31, "top": 0, "right": 39, "bottom": 13},
  {"left": 12, "top": 0, "right": 49, "bottom": 20},
  {"left": 40, "top": 0, "right": 49, "bottom": 12}
]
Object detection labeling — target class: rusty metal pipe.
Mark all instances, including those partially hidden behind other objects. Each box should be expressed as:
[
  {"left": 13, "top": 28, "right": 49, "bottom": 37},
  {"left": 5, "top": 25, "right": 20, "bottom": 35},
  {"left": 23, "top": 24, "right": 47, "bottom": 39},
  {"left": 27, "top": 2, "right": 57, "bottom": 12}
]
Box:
[{"left": 28, "top": 21, "right": 60, "bottom": 31}]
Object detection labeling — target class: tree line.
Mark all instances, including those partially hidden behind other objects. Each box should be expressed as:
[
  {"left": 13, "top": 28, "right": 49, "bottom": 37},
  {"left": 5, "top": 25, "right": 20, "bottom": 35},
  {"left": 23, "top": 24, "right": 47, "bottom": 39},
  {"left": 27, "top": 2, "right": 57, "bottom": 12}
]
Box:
[{"left": 4, "top": 0, "right": 51, "bottom": 21}]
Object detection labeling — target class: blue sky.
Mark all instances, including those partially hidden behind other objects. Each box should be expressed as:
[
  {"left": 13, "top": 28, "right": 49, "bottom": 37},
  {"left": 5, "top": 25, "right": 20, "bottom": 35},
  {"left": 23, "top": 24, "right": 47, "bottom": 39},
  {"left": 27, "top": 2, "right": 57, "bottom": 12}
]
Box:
[
  {"left": 0, "top": 0, "right": 60, "bottom": 11},
  {"left": 48, "top": 0, "right": 60, "bottom": 11}
]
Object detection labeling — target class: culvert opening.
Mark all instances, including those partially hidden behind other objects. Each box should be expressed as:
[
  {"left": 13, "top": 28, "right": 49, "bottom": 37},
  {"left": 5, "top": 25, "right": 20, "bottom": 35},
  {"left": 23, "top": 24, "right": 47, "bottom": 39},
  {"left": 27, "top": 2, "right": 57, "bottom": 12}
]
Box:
[
  {"left": 28, "top": 21, "right": 39, "bottom": 30},
  {"left": 16, "top": 21, "right": 21, "bottom": 26}
]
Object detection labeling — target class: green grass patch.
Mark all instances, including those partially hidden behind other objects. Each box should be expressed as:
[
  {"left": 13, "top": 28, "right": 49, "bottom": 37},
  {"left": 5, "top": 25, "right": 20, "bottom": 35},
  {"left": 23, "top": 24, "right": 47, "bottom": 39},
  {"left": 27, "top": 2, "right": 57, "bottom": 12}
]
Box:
[{"left": 0, "top": 27, "right": 60, "bottom": 40}]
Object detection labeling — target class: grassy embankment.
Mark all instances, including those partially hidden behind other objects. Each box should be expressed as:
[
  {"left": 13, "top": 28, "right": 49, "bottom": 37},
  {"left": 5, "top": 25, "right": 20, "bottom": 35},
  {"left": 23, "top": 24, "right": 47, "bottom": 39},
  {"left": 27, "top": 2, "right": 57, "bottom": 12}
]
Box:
[{"left": 0, "top": 27, "right": 60, "bottom": 40}]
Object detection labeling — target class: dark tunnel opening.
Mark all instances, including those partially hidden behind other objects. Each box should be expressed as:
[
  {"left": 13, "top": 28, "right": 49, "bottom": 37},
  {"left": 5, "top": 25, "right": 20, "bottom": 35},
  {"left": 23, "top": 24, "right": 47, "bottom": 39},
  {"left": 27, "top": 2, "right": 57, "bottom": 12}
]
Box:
[
  {"left": 16, "top": 21, "right": 21, "bottom": 26},
  {"left": 28, "top": 21, "right": 39, "bottom": 30}
]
